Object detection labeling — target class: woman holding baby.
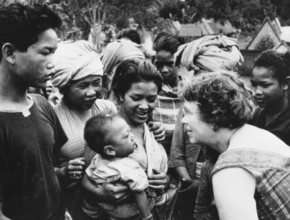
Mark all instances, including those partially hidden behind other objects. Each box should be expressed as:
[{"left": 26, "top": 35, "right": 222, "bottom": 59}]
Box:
[{"left": 82, "top": 59, "right": 171, "bottom": 220}]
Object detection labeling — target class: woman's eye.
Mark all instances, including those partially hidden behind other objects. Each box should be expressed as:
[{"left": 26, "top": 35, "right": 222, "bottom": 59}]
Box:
[
  {"left": 131, "top": 96, "right": 141, "bottom": 101},
  {"left": 148, "top": 97, "right": 156, "bottom": 103}
]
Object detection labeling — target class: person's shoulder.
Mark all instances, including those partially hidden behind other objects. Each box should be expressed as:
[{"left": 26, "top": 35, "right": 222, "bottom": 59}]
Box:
[{"left": 30, "top": 94, "right": 50, "bottom": 107}]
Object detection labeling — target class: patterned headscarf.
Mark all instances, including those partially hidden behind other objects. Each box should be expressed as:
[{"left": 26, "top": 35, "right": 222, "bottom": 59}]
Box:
[{"left": 52, "top": 40, "right": 103, "bottom": 89}]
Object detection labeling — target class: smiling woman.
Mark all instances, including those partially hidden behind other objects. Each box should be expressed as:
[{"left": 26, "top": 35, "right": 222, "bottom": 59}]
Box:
[
  {"left": 181, "top": 71, "right": 290, "bottom": 220},
  {"left": 52, "top": 40, "right": 117, "bottom": 218},
  {"left": 81, "top": 59, "right": 170, "bottom": 219}
]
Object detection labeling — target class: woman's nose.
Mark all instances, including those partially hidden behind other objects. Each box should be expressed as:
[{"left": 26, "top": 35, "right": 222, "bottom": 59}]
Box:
[
  {"left": 255, "top": 86, "right": 263, "bottom": 95},
  {"left": 86, "top": 86, "right": 96, "bottom": 96},
  {"left": 139, "top": 100, "right": 149, "bottom": 109},
  {"left": 181, "top": 115, "right": 187, "bottom": 124}
]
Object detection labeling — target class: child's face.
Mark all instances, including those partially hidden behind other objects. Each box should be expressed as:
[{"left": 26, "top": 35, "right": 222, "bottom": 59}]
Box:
[
  {"left": 107, "top": 117, "right": 137, "bottom": 157},
  {"left": 251, "top": 66, "right": 287, "bottom": 108}
]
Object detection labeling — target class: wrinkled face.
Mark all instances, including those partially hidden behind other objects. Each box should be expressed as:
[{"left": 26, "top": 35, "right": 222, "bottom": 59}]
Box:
[
  {"left": 14, "top": 28, "right": 58, "bottom": 88},
  {"left": 120, "top": 81, "right": 158, "bottom": 126},
  {"left": 181, "top": 101, "right": 214, "bottom": 145},
  {"left": 107, "top": 117, "right": 137, "bottom": 157},
  {"left": 251, "top": 66, "right": 287, "bottom": 108},
  {"left": 65, "top": 75, "right": 102, "bottom": 110},
  {"left": 154, "top": 50, "right": 178, "bottom": 85}
]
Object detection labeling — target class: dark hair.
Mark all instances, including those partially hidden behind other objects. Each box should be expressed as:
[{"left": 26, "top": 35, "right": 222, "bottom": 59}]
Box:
[
  {"left": 153, "top": 31, "right": 180, "bottom": 55},
  {"left": 111, "top": 59, "right": 163, "bottom": 102},
  {"left": 116, "top": 28, "right": 141, "bottom": 44},
  {"left": 84, "top": 114, "right": 119, "bottom": 157},
  {"left": 183, "top": 71, "right": 255, "bottom": 131},
  {"left": 0, "top": 1, "right": 62, "bottom": 60},
  {"left": 253, "top": 50, "right": 290, "bottom": 84}
]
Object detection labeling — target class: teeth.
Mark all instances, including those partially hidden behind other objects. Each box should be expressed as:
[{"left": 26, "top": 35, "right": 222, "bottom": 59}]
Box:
[{"left": 136, "top": 112, "right": 147, "bottom": 116}]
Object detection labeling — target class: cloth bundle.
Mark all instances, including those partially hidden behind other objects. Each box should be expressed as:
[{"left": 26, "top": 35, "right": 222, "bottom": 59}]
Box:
[
  {"left": 101, "top": 39, "right": 145, "bottom": 86},
  {"left": 175, "top": 35, "right": 244, "bottom": 72},
  {"left": 52, "top": 40, "right": 103, "bottom": 89}
]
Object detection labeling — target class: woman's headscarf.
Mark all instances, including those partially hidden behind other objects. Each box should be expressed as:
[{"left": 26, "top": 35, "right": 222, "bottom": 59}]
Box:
[
  {"left": 101, "top": 39, "right": 146, "bottom": 88},
  {"left": 175, "top": 35, "right": 244, "bottom": 72},
  {"left": 52, "top": 40, "right": 103, "bottom": 89}
]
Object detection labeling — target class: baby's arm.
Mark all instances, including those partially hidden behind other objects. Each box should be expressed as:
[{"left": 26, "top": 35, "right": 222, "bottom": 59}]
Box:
[{"left": 132, "top": 190, "right": 152, "bottom": 220}]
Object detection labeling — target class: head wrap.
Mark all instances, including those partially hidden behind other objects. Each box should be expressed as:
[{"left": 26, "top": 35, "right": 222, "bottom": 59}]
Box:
[
  {"left": 52, "top": 40, "right": 103, "bottom": 89},
  {"left": 101, "top": 39, "right": 145, "bottom": 80},
  {"left": 175, "top": 35, "right": 244, "bottom": 72}
]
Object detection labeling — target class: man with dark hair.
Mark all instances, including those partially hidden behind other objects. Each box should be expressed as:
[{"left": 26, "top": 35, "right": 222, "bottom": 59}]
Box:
[{"left": 0, "top": 2, "right": 67, "bottom": 220}]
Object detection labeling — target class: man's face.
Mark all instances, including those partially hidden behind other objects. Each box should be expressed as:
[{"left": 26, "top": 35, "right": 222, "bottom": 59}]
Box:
[
  {"left": 14, "top": 28, "right": 58, "bottom": 88},
  {"left": 251, "top": 66, "right": 287, "bottom": 108},
  {"left": 154, "top": 50, "right": 178, "bottom": 85}
]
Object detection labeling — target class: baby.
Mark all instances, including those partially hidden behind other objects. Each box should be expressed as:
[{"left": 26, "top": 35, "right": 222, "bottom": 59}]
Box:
[{"left": 83, "top": 114, "right": 154, "bottom": 220}]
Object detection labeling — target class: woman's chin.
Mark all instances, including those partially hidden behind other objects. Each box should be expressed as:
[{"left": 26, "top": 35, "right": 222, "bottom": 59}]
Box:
[{"left": 132, "top": 115, "right": 148, "bottom": 125}]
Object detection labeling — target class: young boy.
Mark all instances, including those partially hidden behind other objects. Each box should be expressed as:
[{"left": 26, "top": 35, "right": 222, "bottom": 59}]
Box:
[
  {"left": 250, "top": 50, "right": 290, "bottom": 146},
  {"left": 83, "top": 114, "right": 154, "bottom": 220},
  {"left": 0, "top": 2, "right": 66, "bottom": 220}
]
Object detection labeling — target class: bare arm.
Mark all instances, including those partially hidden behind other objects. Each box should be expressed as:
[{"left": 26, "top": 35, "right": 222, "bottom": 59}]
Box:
[
  {"left": 132, "top": 191, "right": 151, "bottom": 219},
  {"left": 213, "top": 167, "right": 258, "bottom": 220},
  {"left": 174, "top": 167, "right": 192, "bottom": 180}
]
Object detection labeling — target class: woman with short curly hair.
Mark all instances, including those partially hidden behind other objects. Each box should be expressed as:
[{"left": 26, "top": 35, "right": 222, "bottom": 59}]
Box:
[{"left": 182, "top": 71, "right": 290, "bottom": 220}]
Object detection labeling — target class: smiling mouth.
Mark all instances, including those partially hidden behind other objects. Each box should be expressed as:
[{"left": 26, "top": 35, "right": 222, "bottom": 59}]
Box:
[{"left": 136, "top": 111, "right": 148, "bottom": 118}]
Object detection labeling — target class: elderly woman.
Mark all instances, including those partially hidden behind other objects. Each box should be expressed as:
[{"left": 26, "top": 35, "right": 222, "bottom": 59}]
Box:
[
  {"left": 82, "top": 59, "right": 171, "bottom": 220},
  {"left": 182, "top": 71, "right": 290, "bottom": 220},
  {"left": 169, "top": 35, "right": 244, "bottom": 220}
]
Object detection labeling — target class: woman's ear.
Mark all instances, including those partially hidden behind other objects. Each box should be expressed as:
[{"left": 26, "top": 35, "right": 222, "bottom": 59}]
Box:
[
  {"left": 104, "top": 145, "right": 116, "bottom": 157},
  {"left": 2, "top": 43, "right": 16, "bottom": 64}
]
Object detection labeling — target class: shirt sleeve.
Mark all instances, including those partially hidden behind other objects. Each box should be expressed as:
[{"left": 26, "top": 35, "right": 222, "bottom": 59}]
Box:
[{"left": 169, "top": 107, "right": 187, "bottom": 168}]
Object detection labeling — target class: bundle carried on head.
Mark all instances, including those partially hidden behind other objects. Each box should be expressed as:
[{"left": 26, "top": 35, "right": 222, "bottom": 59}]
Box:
[
  {"left": 101, "top": 39, "right": 146, "bottom": 89},
  {"left": 175, "top": 35, "right": 244, "bottom": 73},
  {"left": 52, "top": 40, "right": 103, "bottom": 90}
]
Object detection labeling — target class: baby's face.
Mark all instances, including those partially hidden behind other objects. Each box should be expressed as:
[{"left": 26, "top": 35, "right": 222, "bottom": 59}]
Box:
[{"left": 108, "top": 118, "right": 137, "bottom": 157}]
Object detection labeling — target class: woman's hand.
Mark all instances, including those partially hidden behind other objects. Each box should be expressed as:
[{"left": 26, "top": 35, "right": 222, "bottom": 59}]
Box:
[
  {"left": 148, "top": 169, "right": 170, "bottom": 193},
  {"left": 178, "top": 178, "right": 199, "bottom": 198},
  {"left": 81, "top": 174, "right": 129, "bottom": 204},
  {"left": 66, "top": 157, "right": 86, "bottom": 180},
  {"left": 148, "top": 122, "right": 165, "bottom": 142}
]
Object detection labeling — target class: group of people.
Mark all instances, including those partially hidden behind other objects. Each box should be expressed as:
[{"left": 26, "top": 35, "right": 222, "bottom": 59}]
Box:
[{"left": 1, "top": 2, "right": 290, "bottom": 220}]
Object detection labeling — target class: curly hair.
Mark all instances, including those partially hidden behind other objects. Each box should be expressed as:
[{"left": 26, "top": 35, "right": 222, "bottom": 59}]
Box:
[
  {"left": 183, "top": 71, "right": 255, "bottom": 131},
  {"left": 0, "top": 1, "right": 62, "bottom": 60},
  {"left": 111, "top": 59, "right": 163, "bottom": 102},
  {"left": 153, "top": 31, "right": 180, "bottom": 55},
  {"left": 253, "top": 50, "right": 290, "bottom": 84}
]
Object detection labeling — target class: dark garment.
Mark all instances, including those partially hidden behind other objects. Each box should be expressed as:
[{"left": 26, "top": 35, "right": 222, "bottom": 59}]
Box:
[
  {"left": 250, "top": 104, "right": 290, "bottom": 146},
  {"left": 194, "top": 160, "right": 219, "bottom": 220},
  {"left": 169, "top": 107, "right": 205, "bottom": 220},
  {"left": 169, "top": 107, "right": 204, "bottom": 178},
  {"left": 0, "top": 94, "right": 67, "bottom": 220}
]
